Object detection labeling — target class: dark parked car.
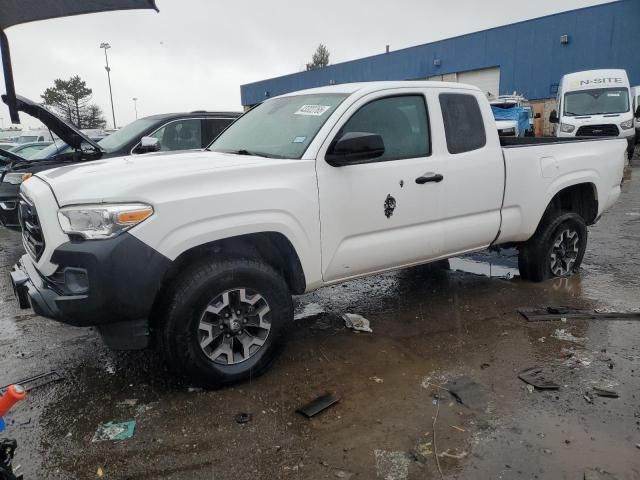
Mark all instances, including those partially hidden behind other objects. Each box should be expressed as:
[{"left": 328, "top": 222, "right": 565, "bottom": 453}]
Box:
[{"left": 0, "top": 95, "right": 240, "bottom": 228}]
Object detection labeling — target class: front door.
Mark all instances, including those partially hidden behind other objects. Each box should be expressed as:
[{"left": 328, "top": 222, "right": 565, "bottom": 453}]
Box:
[{"left": 315, "top": 90, "right": 446, "bottom": 282}]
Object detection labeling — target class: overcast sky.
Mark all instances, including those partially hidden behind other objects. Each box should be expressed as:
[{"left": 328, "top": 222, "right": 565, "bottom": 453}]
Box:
[{"left": 1, "top": 0, "right": 615, "bottom": 130}]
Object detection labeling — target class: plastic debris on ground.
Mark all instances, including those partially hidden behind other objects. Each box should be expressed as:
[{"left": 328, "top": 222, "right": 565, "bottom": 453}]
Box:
[
  {"left": 342, "top": 313, "right": 373, "bottom": 333},
  {"left": 92, "top": 420, "right": 136, "bottom": 442},
  {"left": 235, "top": 412, "right": 252, "bottom": 424},
  {"left": 411, "top": 433, "right": 432, "bottom": 463},
  {"left": 296, "top": 393, "right": 339, "bottom": 418},
  {"left": 518, "top": 307, "right": 640, "bottom": 322},
  {"left": 552, "top": 329, "right": 585, "bottom": 343},
  {"left": 593, "top": 387, "right": 619, "bottom": 398},
  {"left": 334, "top": 470, "right": 353, "bottom": 479},
  {"left": 0, "top": 371, "right": 63, "bottom": 392},
  {"left": 438, "top": 449, "right": 468, "bottom": 460},
  {"left": 518, "top": 367, "right": 560, "bottom": 390},
  {"left": 446, "top": 376, "right": 490, "bottom": 411}
]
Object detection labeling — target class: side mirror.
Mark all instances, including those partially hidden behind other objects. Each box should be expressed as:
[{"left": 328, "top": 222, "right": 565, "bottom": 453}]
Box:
[
  {"left": 326, "top": 132, "right": 385, "bottom": 167},
  {"left": 137, "top": 136, "right": 161, "bottom": 153},
  {"left": 549, "top": 110, "right": 559, "bottom": 124},
  {"left": 534, "top": 113, "right": 541, "bottom": 119},
  {"left": 635, "top": 106, "right": 640, "bottom": 119}
]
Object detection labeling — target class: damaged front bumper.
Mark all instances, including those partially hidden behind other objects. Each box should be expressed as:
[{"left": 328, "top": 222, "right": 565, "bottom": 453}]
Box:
[
  {"left": 10, "top": 233, "right": 172, "bottom": 350},
  {"left": 11, "top": 254, "right": 67, "bottom": 317}
]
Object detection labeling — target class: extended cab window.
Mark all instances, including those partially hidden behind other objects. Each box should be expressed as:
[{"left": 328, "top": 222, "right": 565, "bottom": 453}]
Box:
[
  {"left": 439, "top": 93, "right": 486, "bottom": 154},
  {"left": 337, "top": 95, "right": 430, "bottom": 161}
]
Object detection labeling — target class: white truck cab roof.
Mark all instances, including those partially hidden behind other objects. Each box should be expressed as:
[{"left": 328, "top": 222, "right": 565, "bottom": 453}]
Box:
[{"left": 278, "top": 81, "right": 480, "bottom": 98}]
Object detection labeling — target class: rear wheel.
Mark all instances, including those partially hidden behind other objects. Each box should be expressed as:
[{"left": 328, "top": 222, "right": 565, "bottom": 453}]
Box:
[
  {"left": 157, "top": 257, "right": 293, "bottom": 388},
  {"left": 518, "top": 211, "right": 587, "bottom": 282}
]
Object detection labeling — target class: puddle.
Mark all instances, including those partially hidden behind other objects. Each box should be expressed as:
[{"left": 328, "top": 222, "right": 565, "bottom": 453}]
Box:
[{"left": 449, "top": 257, "right": 519, "bottom": 279}]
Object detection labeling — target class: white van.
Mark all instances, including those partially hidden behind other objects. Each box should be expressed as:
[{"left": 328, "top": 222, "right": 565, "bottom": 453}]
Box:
[
  {"left": 632, "top": 85, "right": 639, "bottom": 144},
  {"left": 550, "top": 69, "right": 635, "bottom": 159},
  {"left": 17, "top": 129, "right": 56, "bottom": 144}
]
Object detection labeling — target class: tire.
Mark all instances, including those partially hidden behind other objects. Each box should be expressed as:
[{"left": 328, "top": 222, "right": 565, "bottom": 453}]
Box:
[
  {"left": 518, "top": 211, "right": 587, "bottom": 282},
  {"left": 157, "top": 257, "right": 293, "bottom": 388}
]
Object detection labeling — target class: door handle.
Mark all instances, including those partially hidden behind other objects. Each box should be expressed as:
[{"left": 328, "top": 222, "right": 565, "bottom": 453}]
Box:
[{"left": 415, "top": 172, "right": 444, "bottom": 184}]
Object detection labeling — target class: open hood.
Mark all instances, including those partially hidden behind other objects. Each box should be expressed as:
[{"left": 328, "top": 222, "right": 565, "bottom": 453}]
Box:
[
  {"left": 1, "top": 0, "right": 158, "bottom": 123},
  {"left": 2, "top": 94, "right": 103, "bottom": 152}
]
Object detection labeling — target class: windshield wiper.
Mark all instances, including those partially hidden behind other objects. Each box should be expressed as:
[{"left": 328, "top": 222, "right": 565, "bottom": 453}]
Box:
[
  {"left": 235, "top": 149, "right": 260, "bottom": 156},
  {"left": 220, "top": 149, "right": 285, "bottom": 159}
]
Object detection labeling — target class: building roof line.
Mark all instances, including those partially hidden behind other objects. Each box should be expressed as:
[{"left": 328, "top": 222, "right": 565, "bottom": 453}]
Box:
[{"left": 241, "top": 0, "right": 623, "bottom": 89}]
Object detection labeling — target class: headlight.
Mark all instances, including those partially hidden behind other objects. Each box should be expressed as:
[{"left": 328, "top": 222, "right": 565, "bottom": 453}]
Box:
[
  {"left": 57, "top": 203, "right": 153, "bottom": 240},
  {"left": 560, "top": 123, "right": 575, "bottom": 133},
  {"left": 620, "top": 119, "right": 633, "bottom": 130},
  {"left": 3, "top": 172, "right": 32, "bottom": 185}
]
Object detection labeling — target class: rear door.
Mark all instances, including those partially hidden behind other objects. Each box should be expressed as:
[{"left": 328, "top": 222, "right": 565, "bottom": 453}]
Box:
[
  {"left": 315, "top": 89, "right": 446, "bottom": 282},
  {"left": 433, "top": 91, "right": 504, "bottom": 253}
]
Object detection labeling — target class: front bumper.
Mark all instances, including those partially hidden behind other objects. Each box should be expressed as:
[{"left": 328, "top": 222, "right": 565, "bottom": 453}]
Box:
[{"left": 10, "top": 232, "right": 171, "bottom": 346}]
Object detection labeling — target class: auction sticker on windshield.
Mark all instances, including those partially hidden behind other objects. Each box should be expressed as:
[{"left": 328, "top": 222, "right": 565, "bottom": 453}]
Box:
[{"left": 295, "top": 105, "right": 331, "bottom": 116}]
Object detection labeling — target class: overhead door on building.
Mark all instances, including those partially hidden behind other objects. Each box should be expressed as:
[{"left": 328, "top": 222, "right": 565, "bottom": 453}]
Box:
[
  {"left": 427, "top": 73, "right": 458, "bottom": 82},
  {"left": 457, "top": 67, "right": 500, "bottom": 98}
]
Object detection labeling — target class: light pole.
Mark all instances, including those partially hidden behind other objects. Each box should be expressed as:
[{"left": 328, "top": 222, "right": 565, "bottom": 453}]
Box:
[
  {"left": 132, "top": 97, "right": 138, "bottom": 120},
  {"left": 100, "top": 42, "right": 117, "bottom": 129}
]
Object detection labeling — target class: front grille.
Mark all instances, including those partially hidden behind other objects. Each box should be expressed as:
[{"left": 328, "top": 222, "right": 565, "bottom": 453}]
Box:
[
  {"left": 576, "top": 124, "right": 619, "bottom": 137},
  {"left": 18, "top": 196, "right": 45, "bottom": 260}
]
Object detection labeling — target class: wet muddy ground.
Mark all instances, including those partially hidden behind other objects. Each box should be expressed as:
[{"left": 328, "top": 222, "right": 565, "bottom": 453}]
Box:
[{"left": 1, "top": 162, "right": 639, "bottom": 479}]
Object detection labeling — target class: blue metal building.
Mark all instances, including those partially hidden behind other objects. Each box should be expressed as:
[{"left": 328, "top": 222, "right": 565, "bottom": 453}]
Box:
[{"left": 240, "top": 0, "right": 639, "bottom": 107}]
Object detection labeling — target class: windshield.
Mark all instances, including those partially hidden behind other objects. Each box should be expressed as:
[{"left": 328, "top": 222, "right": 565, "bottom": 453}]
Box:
[
  {"left": 97, "top": 118, "right": 157, "bottom": 152},
  {"left": 564, "top": 87, "right": 630, "bottom": 116},
  {"left": 27, "top": 141, "right": 64, "bottom": 160},
  {"left": 18, "top": 135, "right": 38, "bottom": 143},
  {"left": 210, "top": 94, "right": 348, "bottom": 159}
]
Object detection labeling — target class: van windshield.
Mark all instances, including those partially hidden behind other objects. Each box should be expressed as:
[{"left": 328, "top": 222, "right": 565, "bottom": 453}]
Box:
[
  {"left": 210, "top": 94, "right": 348, "bottom": 159},
  {"left": 564, "top": 88, "right": 630, "bottom": 116}
]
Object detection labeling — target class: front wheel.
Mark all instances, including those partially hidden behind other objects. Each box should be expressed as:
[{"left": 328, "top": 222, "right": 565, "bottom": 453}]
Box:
[
  {"left": 157, "top": 257, "right": 293, "bottom": 388},
  {"left": 518, "top": 211, "right": 587, "bottom": 282}
]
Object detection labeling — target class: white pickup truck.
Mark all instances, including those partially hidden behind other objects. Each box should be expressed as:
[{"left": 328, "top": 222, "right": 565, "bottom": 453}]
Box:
[{"left": 11, "top": 81, "right": 626, "bottom": 387}]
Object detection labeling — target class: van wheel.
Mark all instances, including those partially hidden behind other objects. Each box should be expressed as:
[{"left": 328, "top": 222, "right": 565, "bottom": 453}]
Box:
[
  {"left": 157, "top": 257, "right": 293, "bottom": 388},
  {"left": 518, "top": 211, "right": 587, "bottom": 282}
]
